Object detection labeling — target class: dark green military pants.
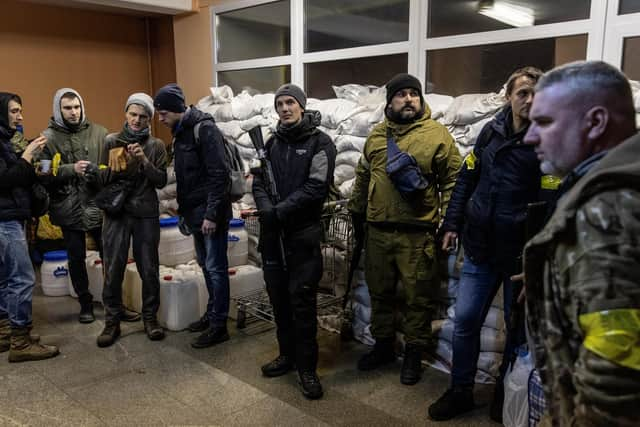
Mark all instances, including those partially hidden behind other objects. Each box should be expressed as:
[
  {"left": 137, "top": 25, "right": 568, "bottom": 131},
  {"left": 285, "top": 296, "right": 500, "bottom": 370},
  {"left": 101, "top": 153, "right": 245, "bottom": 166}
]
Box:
[{"left": 365, "top": 224, "right": 438, "bottom": 347}]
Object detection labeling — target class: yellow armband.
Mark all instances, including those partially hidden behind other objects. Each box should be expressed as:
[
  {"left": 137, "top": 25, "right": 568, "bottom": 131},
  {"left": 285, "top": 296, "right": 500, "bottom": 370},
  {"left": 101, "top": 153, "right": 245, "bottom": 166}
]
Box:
[
  {"left": 464, "top": 152, "right": 477, "bottom": 170},
  {"left": 52, "top": 153, "right": 61, "bottom": 176},
  {"left": 541, "top": 175, "right": 561, "bottom": 190},
  {"left": 579, "top": 308, "right": 640, "bottom": 370}
]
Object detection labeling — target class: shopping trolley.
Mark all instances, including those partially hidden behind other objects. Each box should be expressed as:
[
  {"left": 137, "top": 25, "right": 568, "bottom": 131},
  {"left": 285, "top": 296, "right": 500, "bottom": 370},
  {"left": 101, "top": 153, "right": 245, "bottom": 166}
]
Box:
[{"left": 235, "top": 200, "right": 353, "bottom": 333}]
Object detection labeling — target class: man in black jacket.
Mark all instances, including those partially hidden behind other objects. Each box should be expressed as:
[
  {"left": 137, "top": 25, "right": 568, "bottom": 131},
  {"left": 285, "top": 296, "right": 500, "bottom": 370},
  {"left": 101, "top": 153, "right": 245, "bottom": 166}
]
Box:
[
  {"left": 154, "top": 83, "right": 232, "bottom": 349},
  {"left": 0, "top": 92, "right": 59, "bottom": 362},
  {"left": 429, "top": 67, "right": 557, "bottom": 422},
  {"left": 96, "top": 93, "right": 168, "bottom": 347},
  {"left": 253, "top": 84, "right": 336, "bottom": 400}
]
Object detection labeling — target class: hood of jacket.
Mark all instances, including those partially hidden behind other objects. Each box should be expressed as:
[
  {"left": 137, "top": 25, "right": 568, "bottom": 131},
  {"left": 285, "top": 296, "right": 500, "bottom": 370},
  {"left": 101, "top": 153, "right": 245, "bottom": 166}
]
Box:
[
  {"left": 52, "top": 87, "right": 86, "bottom": 130},
  {"left": 488, "top": 104, "right": 528, "bottom": 141},
  {"left": 177, "top": 106, "right": 213, "bottom": 133},
  {"left": 372, "top": 104, "right": 433, "bottom": 140},
  {"left": 274, "top": 110, "right": 321, "bottom": 143},
  {"left": 0, "top": 92, "right": 18, "bottom": 140}
]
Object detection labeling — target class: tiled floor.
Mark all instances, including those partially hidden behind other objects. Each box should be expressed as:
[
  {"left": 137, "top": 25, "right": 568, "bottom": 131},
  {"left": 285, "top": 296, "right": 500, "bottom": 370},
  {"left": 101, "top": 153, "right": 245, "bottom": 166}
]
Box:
[{"left": 0, "top": 290, "right": 499, "bottom": 426}]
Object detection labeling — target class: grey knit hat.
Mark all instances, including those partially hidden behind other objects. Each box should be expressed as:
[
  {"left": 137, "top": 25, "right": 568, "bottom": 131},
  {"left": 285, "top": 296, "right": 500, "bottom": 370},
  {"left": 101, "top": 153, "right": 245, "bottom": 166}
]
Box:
[
  {"left": 126, "top": 92, "right": 154, "bottom": 117},
  {"left": 274, "top": 84, "right": 306, "bottom": 109}
]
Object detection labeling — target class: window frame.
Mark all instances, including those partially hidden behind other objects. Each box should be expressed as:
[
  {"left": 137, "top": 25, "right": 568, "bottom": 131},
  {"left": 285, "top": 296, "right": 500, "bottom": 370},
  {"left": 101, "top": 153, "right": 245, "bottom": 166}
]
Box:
[{"left": 211, "top": 0, "right": 638, "bottom": 95}]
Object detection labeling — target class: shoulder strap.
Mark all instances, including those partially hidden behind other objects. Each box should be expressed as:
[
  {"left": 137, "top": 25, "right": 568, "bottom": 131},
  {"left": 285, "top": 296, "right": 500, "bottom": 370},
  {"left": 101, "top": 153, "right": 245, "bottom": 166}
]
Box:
[
  {"left": 193, "top": 122, "right": 202, "bottom": 146},
  {"left": 386, "top": 127, "right": 402, "bottom": 157}
]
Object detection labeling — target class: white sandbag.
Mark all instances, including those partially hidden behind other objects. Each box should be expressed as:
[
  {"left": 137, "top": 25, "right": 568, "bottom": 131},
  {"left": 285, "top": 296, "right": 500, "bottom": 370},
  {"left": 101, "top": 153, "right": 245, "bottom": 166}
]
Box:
[
  {"left": 334, "top": 163, "right": 356, "bottom": 186},
  {"left": 336, "top": 150, "right": 361, "bottom": 168},
  {"left": 235, "top": 143, "right": 257, "bottom": 160},
  {"left": 336, "top": 106, "right": 384, "bottom": 137},
  {"left": 339, "top": 178, "right": 355, "bottom": 199},
  {"left": 166, "top": 166, "right": 176, "bottom": 185},
  {"left": 425, "top": 93, "right": 454, "bottom": 121},
  {"left": 332, "top": 84, "right": 378, "bottom": 103},
  {"left": 210, "top": 85, "right": 234, "bottom": 103},
  {"left": 231, "top": 92, "right": 261, "bottom": 121},
  {"left": 157, "top": 182, "right": 177, "bottom": 201},
  {"left": 212, "top": 103, "right": 234, "bottom": 122},
  {"left": 436, "top": 318, "right": 505, "bottom": 353},
  {"left": 159, "top": 199, "right": 178, "bottom": 216},
  {"left": 442, "top": 92, "right": 505, "bottom": 125},
  {"left": 317, "top": 126, "right": 338, "bottom": 140},
  {"left": 235, "top": 132, "right": 254, "bottom": 148},
  {"left": 239, "top": 116, "right": 272, "bottom": 132},
  {"left": 630, "top": 80, "right": 640, "bottom": 112},
  {"left": 428, "top": 339, "right": 497, "bottom": 384},
  {"left": 334, "top": 135, "right": 366, "bottom": 153},
  {"left": 252, "top": 93, "right": 276, "bottom": 115},
  {"left": 216, "top": 120, "right": 245, "bottom": 140},
  {"left": 307, "top": 98, "right": 358, "bottom": 129},
  {"left": 467, "top": 115, "right": 493, "bottom": 144}
]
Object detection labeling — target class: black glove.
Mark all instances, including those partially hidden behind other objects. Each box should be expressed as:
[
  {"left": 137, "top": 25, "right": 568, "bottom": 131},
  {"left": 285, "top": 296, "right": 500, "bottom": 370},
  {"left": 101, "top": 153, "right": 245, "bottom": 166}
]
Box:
[
  {"left": 350, "top": 212, "right": 366, "bottom": 246},
  {"left": 259, "top": 206, "right": 280, "bottom": 229}
]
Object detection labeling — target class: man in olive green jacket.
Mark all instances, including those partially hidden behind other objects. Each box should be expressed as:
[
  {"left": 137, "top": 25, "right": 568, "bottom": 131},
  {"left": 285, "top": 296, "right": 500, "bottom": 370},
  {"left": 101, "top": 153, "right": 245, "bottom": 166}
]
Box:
[
  {"left": 40, "top": 88, "right": 107, "bottom": 323},
  {"left": 523, "top": 61, "right": 640, "bottom": 426},
  {"left": 349, "top": 73, "right": 461, "bottom": 385}
]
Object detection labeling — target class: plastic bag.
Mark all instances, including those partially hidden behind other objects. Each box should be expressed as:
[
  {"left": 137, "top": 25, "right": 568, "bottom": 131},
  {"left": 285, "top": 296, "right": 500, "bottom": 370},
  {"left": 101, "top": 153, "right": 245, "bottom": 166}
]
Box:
[{"left": 503, "top": 347, "right": 534, "bottom": 427}]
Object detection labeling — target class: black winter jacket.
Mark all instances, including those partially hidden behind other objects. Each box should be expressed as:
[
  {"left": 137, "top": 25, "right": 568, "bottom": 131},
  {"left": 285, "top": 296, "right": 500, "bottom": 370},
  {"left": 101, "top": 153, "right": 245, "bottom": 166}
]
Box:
[
  {"left": 172, "top": 107, "right": 231, "bottom": 228},
  {"left": 0, "top": 132, "right": 35, "bottom": 222},
  {"left": 441, "top": 105, "right": 543, "bottom": 267},
  {"left": 253, "top": 111, "right": 337, "bottom": 234}
]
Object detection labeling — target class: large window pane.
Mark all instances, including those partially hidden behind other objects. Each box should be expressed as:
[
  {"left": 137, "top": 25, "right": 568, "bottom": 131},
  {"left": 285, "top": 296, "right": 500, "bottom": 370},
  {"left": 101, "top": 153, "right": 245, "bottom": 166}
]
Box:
[
  {"left": 304, "top": 0, "right": 409, "bottom": 52},
  {"left": 428, "top": 0, "right": 591, "bottom": 38},
  {"left": 619, "top": 0, "right": 640, "bottom": 14},
  {"left": 622, "top": 36, "right": 640, "bottom": 80},
  {"left": 216, "top": 1, "right": 290, "bottom": 62},
  {"left": 218, "top": 66, "right": 291, "bottom": 95},
  {"left": 305, "top": 54, "right": 407, "bottom": 99},
  {"left": 426, "top": 35, "right": 587, "bottom": 96}
]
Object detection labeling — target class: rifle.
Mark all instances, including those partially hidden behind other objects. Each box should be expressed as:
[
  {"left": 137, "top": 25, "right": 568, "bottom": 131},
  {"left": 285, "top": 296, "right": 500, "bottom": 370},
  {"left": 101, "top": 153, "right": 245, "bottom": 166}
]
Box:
[{"left": 248, "top": 126, "right": 287, "bottom": 270}]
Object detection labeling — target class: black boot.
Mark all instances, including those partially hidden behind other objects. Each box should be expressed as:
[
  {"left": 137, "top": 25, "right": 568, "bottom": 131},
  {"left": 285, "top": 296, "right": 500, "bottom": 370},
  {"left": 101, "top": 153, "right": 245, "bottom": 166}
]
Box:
[
  {"left": 428, "top": 387, "right": 475, "bottom": 421},
  {"left": 357, "top": 338, "right": 395, "bottom": 371},
  {"left": 400, "top": 343, "right": 423, "bottom": 385},
  {"left": 298, "top": 371, "right": 323, "bottom": 400},
  {"left": 79, "top": 303, "right": 95, "bottom": 324},
  {"left": 121, "top": 310, "right": 141, "bottom": 322},
  {"left": 191, "top": 325, "right": 229, "bottom": 349},
  {"left": 261, "top": 355, "right": 295, "bottom": 377},
  {"left": 97, "top": 321, "right": 121, "bottom": 348},
  {"left": 144, "top": 319, "right": 165, "bottom": 341},
  {"left": 187, "top": 314, "right": 209, "bottom": 332},
  {"left": 489, "top": 381, "right": 504, "bottom": 423}
]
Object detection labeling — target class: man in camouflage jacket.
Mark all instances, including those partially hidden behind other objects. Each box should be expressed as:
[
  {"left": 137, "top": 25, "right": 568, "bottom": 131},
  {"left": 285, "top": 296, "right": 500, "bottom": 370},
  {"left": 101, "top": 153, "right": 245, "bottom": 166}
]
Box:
[{"left": 523, "top": 60, "right": 640, "bottom": 426}]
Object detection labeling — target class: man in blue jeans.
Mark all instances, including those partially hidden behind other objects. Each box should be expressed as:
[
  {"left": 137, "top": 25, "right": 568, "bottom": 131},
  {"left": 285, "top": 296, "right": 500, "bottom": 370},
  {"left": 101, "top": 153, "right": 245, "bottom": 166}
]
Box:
[
  {"left": 0, "top": 92, "right": 59, "bottom": 362},
  {"left": 428, "top": 67, "right": 557, "bottom": 422},
  {"left": 154, "top": 84, "right": 232, "bottom": 348}
]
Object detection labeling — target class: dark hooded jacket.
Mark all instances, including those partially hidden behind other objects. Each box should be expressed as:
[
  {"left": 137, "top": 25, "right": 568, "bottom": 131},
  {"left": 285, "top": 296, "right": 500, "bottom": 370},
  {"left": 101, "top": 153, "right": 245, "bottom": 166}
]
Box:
[
  {"left": 253, "top": 110, "right": 337, "bottom": 233},
  {"left": 0, "top": 92, "right": 36, "bottom": 221},
  {"left": 441, "top": 105, "right": 543, "bottom": 267},
  {"left": 172, "top": 106, "right": 231, "bottom": 228}
]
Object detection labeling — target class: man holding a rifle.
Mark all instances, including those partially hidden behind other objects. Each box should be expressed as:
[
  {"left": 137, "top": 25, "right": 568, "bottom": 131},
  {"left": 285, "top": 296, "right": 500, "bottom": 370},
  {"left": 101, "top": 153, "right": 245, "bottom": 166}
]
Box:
[{"left": 252, "top": 84, "right": 336, "bottom": 400}]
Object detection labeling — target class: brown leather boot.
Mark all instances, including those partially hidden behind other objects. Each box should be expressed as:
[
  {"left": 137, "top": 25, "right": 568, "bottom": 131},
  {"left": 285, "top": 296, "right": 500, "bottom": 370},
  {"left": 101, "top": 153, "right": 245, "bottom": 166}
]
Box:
[
  {"left": 0, "top": 318, "right": 10, "bottom": 353},
  {"left": 8, "top": 326, "right": 59, "bottom": 363}
]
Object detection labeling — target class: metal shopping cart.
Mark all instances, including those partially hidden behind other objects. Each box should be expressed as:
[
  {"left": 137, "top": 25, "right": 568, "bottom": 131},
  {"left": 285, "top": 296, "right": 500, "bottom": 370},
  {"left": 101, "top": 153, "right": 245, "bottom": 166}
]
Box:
[{"left": 235, "top": 200, "right": 353, "bottom": 333}]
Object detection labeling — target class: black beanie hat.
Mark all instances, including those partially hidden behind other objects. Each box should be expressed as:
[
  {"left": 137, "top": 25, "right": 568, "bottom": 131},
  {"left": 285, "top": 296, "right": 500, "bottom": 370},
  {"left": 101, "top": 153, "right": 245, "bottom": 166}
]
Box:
[
  {"left": 385, "top": 73, "right": 423, "bottom": 105},
  {"left": 153, "top": 83, "right": 186, "bottom": 113},
  {"left": 274, "top": 84, "right": 307, "bottom": 110}
]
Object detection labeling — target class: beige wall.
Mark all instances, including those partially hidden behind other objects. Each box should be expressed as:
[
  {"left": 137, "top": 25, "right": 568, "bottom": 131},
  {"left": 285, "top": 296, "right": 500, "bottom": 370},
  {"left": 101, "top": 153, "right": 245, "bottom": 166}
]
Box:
[{"left": 0, "top": 1, "right": 175, "bottom": 143}]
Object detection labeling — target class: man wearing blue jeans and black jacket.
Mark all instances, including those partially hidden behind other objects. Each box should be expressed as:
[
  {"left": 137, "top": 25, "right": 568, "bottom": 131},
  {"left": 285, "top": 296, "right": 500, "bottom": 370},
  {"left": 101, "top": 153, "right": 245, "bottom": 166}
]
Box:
[
  {"left": 154, "top": 84, "right": 232, "bottom": 349},
  {"left": 428, "top": 67, "right": 557, "bottom": 422}
]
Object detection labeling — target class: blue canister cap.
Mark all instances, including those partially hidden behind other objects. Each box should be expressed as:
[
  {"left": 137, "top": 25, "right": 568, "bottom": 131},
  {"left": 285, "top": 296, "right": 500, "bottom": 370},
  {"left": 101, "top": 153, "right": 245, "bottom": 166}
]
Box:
[
  {"left": 43, "top": 250, "right": 68, "bottom": 261},
  {"left": 159, "top": 216, "right": 179, "bottom": 228},
  {"left": 228, "top": 234, "right": 240, "bottom": 242},
  {"left": 229, "top": 218, "right": 245, "bottom": 228}
]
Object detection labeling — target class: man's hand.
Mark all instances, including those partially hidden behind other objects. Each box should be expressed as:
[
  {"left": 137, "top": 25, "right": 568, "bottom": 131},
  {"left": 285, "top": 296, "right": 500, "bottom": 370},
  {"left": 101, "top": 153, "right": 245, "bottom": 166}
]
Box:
[
  {"left": 201, "top": 219, "right": 217, "bottom": 235},
  {"left": 259, "top": 206, "right": 279, "bottom": 229},
  {"left": 127, "top": 143, "right": 148, "bottom": 164},
  {"left": 21, "top": 135, "right": 47, "bottom": 163},
  {"left": 74, "top": 160, "right": 91, "bottom": 175},
  {"left": 510, "top": 272, "right": 526, "bottom": 303},
  {"left": 442, "top": 231, "right": 458, "bottom": 252},
  {"left": 350, "top": 212, "right": 366, "bottom": 246}
]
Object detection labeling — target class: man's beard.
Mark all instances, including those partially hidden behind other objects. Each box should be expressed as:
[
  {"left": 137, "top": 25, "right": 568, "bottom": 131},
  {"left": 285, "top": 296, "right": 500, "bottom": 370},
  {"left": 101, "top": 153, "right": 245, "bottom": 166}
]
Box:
[{"left": 385, "top": 103, "right": 424, "bottom": 124}]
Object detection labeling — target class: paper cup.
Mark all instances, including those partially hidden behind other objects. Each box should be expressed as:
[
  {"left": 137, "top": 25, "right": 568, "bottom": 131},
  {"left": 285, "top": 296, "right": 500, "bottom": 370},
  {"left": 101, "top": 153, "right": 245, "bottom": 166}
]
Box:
[{"left": 40, "top": 159, "right": 52, "bottom": 173}]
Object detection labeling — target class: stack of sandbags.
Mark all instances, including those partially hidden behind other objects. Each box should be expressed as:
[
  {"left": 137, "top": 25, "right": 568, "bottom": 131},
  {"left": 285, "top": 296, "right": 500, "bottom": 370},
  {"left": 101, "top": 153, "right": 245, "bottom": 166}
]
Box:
[
  {"left": 631, "top": 80, "right": 640, "bottom": 127},
  {"left": 157, "top": 165, "right": 178, "bottom": 216}
]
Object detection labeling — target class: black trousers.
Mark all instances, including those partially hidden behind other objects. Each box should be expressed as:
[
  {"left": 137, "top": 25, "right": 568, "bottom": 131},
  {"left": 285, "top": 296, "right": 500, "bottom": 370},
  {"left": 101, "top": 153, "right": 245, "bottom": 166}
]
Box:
[
  {"left": 61, "top": 227, "right": 103, "bottom": 306},
  {"left": 102, "top": 215, "right": 160, "bottom": 322},
  {"left": 261, "top": 224, "right": 323, "bottom": 373}
]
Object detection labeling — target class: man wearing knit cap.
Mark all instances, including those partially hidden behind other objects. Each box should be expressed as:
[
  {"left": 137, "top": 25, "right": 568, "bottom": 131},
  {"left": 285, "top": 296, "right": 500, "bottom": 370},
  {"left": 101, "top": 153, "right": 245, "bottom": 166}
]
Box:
[
  {"left": 40, "top": 88, "right": 108, "bottom": 324},
  {"left": 96, "top": 93, "right": 168, "bottom": 347},
  {"left": 253, "top": 83, "right": 336, "bottom": 400},
  {"left": 154, "top": 83, "right": 233, "bottom": 349},
  {"left": 349, "top": 73, "right": 461, "bottom": 385}
]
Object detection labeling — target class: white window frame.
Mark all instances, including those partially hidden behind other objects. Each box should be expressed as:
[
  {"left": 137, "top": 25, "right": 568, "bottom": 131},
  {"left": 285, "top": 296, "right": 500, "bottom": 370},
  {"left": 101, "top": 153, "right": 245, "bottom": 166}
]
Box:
[{"left": 211, "top": 0, "right": 640, "bottom": 94}]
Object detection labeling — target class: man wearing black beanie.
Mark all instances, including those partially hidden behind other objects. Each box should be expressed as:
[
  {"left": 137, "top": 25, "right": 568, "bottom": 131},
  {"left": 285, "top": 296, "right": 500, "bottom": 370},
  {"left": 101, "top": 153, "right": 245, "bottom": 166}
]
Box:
[
  {"left": 154, "top": 83, "right": 232, "bottom": 349},
  {"left": 349, "top": 73, "right": 461, "bottom": 385}
]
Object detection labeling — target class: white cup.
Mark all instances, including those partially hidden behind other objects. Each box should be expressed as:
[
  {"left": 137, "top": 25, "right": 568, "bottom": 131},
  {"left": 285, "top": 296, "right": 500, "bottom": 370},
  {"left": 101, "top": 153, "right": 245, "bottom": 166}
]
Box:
[{"left": 40, "top": 159, "right": 52, "bottom": 173}]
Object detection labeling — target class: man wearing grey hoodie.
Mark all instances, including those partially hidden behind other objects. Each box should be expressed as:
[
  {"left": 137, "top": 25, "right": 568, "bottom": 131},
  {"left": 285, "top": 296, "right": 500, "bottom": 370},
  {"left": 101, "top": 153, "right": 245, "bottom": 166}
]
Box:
[{"left": 40, "top": 88, "right": 107, "bottom": 323}]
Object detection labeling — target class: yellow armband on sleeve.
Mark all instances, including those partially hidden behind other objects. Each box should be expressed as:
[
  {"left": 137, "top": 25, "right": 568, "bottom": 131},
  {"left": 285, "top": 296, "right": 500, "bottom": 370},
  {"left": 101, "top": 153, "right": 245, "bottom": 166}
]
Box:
[
  {"left": 579, "top": 308, "right": 640, "bottom": 370},
  {"left": 541, "top": 175, "right": 561, "bottom": 190},
  {"left": 464, "top": 152, "right": 477, "bottom": 170},
  {"left": 51, "top": 153, "right": 61, "bottom": 176}
]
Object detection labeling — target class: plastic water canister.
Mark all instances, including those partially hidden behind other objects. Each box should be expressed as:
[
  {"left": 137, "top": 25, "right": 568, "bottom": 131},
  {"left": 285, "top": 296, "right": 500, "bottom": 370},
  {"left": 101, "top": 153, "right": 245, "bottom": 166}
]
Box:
[
  {"left": 158, "top": 271, "right": 200, "bottom": 331},
  {"left": 41, "top": 250, "right": 71, "bottom": 297},
  {"left": 123, "top": 260, "right": 142, "bottom": 312},
  {"left": 227, "top": 218, "right": 248, "bottom": 267},
  {"left": 158, "top": 216, "right": 196, "bottom": 267},
  {"left": 88, "top": 258, "right": 104, "bottom": 304}
]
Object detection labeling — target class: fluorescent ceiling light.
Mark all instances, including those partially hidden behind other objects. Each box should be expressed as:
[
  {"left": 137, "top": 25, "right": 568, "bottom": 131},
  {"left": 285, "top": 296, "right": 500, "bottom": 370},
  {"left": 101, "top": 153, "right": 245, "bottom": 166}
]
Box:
[{"left": 478, "top": 1, "right": 535, "bottom": 28}]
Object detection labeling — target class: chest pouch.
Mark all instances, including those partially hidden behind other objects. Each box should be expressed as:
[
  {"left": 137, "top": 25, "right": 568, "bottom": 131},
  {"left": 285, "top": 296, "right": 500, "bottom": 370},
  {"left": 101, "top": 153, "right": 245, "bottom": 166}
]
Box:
[{"left": 385, "top": 129, "right": 428, "bottom": 197}]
